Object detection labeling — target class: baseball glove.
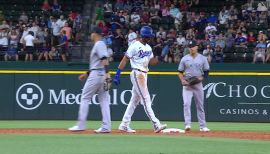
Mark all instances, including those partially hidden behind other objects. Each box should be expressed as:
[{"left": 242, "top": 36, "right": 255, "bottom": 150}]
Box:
[
  {"left": 104, "top": 78, "right": 112, "bottom": 91},
  {"left": 186, "top": 76, "right": 202, "bottom": 86}
]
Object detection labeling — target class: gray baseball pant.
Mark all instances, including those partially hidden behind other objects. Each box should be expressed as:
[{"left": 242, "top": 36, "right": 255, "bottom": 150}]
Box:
[
  {"left": 76, "top": 70, "right": 111, "bottom": 130},
  {"left": 182, "top": 82, "right": 206, "bottom": 128}
]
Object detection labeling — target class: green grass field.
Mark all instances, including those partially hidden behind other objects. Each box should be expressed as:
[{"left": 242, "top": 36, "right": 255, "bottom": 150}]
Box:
[{"left": 0, "top": 121, "right": 270, "bottom": 154}]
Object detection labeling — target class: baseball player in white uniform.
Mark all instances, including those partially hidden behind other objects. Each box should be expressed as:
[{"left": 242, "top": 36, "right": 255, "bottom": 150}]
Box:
[
  {"left": 114, "top": 26, "right": 167, "bottom": 133},
  {"left": 178, "top": 40, "right": 210, "bottom": 132},
  {"left": 69, "top": 27, "right": 111, "bottom": 133}
]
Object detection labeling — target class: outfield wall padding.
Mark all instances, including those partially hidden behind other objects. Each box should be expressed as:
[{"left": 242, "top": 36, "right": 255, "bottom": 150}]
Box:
[{"left": 1, "top": 71, "right": 270, "bottom": 122}]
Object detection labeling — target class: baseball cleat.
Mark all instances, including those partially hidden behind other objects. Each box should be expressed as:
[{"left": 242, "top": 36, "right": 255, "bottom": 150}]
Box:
[
  {"left": 118, "top": 125, "right": 136, "bottom": 133},
  {"left": 185, "top": 125, "right": 191, "bottom": 131},
  {"left": 94, "top": 127, "right": 111, "bottom": 134},
  {"left": 199, "top": 127, "right": 210, "bottom": 132},
  {"left": 154, "top": 124, "right": 167, "bottom": 133},
  {"left": 68, "top": 125, "right": 86, "bottom": 132}
]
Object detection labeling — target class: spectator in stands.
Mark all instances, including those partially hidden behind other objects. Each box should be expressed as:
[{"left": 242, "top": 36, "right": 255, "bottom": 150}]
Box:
[
  {"left": 104, "top": 1, "right": 113, "bottom": 13},
  {"left": 0, "top": 27, "right": 9, "bottom": 54},
  {"left": 114, "top": 0, "right": 124, "bottom": 10},
  {"left": 130, "top": 11, "right": 141, "bottom": 27},
  {"left": 51, "top": 17, "right": 61, "bottom": 46},
  {"left": 215, "top": 33, "right": 226, "bottom": 49},
  {"left": 112, "top": 28, "right": 125, "bottom": 61},
  {"left": 229, "top": 4, "right": 238, "bottom": 21},
  {"left": 176, "top": 33, "right": 186, "bottom": 46},
  {"left": 186, "top": 28, "right": 196, "bottom": 41},
  {"left": 48, "top": 46, "right": 58, "bottom": 60},
  {"left": 127, "top": 28, "right": 137, "bottom": 46},
  {"left": 95, "top": 4, "right": 104, "bottom": 25},
  {"left": 41, "top": 0, "right": 51, "bottom": 12},
  {"left": 9, "top": 29, "right": 19, "bottom": 48},
  {"left": 153, "top": 36, "right": 163, "bottom": 58},
  {"left": 68, "top": 11, "right": 78, "bottom": 22},
  {"left": 61, "top": 22, "right": 72, "bottom": 41},
  {"left": 203, "top": 45, "right": 213, "bottom": 63},
  {"left": 237, "top": 21, "right": 247, "bottom": 33},
  {"left": 57, "top": 15, "right": 66, "bottom": 28},
  {"left": 19, "top": 25, "right": 29, "bottom": 50},
  {"left": 122, "top": 10, "right": 130, "bottom": 26},
  {"left": 29, "top": 22, "right": 40, "bottom": 37},
  {"left": 179, "top": 0, "right": 189, "bottom": 12},
  {"left": 234, "top": 32, "right": 247, "bottom": 48},
  {"left": 52, "top": 0, "right": 62, "bottom": 13},
  {"left": 98, "top": 22, "right": 109, "bottom": 36},
  {"left": 23, "top": 31, "right": 36, "bottom": 61},
  {"left": 169, "top": 4, "right": 180, "bottom": 19},
  {"left": 266, "top": 43, "right": 270, "bottom": 62},
  {"left": 205, "top": 23, "right": 217, "bottom": 36},
  {"left": 19, "top": 12, "right": 28, "bottom": 24},
  {"left": 257, "top": 2, "right": 268, "bottom": 12},
  {"left": 4, "top": 44, "right": 18, "bottom": 61},
  {"left": 247, "top": 31, "right": 256, "bottom": 43},
  {"left": 38, "top": 42, "right": 50, "bottom": 61},
  {"left": 212, "top": 45, "right": 224, "bottom": 63},
  {"left": 110, "top": 12, "right": 122, "bottom": 32},
  {"left": 258, "top": 31, "right": 267, "bottom": 41},
  {"left": 118, "top": 10, "right": 127, "bottom": 27},
  {"left": 207, "top": 12, "right": 218, "bottom": 24},
  {"left": 56, "top": 30, "right": 68, "bottom": 62},
  {"left": 141, "top": 11, "right": 150, "bottom": 25},
  {"left": 154, "top": 0, "right": 161, "bottom": 10},
  {"left": 249, "top": 10, "right": 259, "bottom": 24},
  {"left": 0, "top": 20, "right": 10, "bottom": 30},
  {"left": 156, "top": 27, "right": 167, "bottom": 40},
  {"left": 162, "top": 5, "right": 170, "bottom": 17},
  {"left": 240, "top": 10, "right": 250, "bottom": 21},
  {"left": 258, "top": 11, "right": 268, "bottom": 24},
  {"left": 73, "top": 13, "right": 82, "bottom": 43},
  {"left": 253, "top": 47, "right": 265, "bottom": 64},
  {"left": 256, "top": 40, "right": 267, "bottom": 52}
]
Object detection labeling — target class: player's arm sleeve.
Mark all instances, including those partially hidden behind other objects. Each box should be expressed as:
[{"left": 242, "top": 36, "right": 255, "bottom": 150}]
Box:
[
  {"left": 178, "top": 58, "right": 185, "bottom": 72},
  {"left": 96, "top": 42, "right": 109, "bottom": 59},
  {"left": 150, "top": 51, "right": 154, "bottom": 59},
  {"left": 203, "top": 57, "right": 210, "bottom": 78},
  {"left": 125, "top": 44, "right": 135, "bottom": 59},
  {"left": 203, "top": 57, "right": 210, "bottom": 71}
]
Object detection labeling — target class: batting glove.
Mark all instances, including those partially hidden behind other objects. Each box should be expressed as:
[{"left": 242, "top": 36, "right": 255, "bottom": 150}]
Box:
[{"left": 113, "top": 68, "right": 122, "bottom": 85}]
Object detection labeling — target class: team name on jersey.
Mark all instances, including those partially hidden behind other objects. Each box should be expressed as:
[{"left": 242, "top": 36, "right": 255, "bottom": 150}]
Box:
[{"left": 138, "top": 49, "right": 151, "bottom": 58}]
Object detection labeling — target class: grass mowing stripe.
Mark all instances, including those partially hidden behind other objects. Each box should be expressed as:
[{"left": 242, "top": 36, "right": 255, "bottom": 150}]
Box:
[
  {"left": 0, "top": 134, "right": 269, "bottom": 154},
  {"left": 0, "top": 121, "right": 270, "bottom": 132}
]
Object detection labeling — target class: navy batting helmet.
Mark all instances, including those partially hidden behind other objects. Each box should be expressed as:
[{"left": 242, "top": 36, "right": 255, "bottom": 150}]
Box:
[{"left": 140, "top": 26, "right": 154, "bottom": 38}]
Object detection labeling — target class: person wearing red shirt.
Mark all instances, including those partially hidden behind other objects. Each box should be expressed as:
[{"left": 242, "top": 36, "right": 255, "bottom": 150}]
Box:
[{"left": 41, "top": 0, "right": 51, "bottom": 11}]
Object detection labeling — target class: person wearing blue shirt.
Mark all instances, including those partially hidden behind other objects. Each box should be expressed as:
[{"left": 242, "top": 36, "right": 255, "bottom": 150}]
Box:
[{"left": 234, "top": 32, "right": 247, "bottom": 47}]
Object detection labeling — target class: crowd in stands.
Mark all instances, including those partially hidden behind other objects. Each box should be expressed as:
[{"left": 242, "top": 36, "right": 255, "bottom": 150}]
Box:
[
  {"left": 0, "top": 0, "right": 82, "bottom": 61},
  {"left": 96, "top": 0, "right": 270, "bottom": 63}
]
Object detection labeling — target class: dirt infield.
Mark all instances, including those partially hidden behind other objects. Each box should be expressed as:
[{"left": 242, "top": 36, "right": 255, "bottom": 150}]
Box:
[{"left": 0, "top": 129, "right": 269, "bottom": 141}]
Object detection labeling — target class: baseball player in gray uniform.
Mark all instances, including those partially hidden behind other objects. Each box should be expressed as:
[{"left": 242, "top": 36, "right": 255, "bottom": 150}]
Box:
[
  {"left": 178, "top": 40, "right": 210, "bottom": 132},
  {"left": 69, "top": 27, "right": 111, "bottom": 133}
]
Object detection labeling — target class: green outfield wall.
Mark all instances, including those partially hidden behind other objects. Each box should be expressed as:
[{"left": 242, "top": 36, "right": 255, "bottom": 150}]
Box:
[{"left": 0, "top": 62, "right": 270, "bottom": 122}]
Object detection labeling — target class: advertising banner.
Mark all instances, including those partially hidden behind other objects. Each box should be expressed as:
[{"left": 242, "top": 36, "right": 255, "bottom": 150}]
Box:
[{"left": 0, "top": 73, "right": 269, "bottom": 122}]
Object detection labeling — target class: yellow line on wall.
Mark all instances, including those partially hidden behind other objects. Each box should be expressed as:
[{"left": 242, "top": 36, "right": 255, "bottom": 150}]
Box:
[{"left": 0, "top": 70, "right": 270, "bottom": 76}]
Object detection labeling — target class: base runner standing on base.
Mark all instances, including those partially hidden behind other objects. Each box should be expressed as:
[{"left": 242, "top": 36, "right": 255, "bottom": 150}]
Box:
[
  {"left": 69, "top": 27, "right": 111, "bottom": 133},
  {"left": 178, "top": 40, "right": 210, "bottom": 132},
  {"left": 114, "top": 26, "right": 167, "bottom": 133}
]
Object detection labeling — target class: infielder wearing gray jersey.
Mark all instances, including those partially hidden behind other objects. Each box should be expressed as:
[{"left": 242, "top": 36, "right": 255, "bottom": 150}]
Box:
[
  {"left": 69, "top": 27, "right": 111, "bottom": 133},
  {"left": 178, "top": 40, "right": 210, "bottom": 132}
]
